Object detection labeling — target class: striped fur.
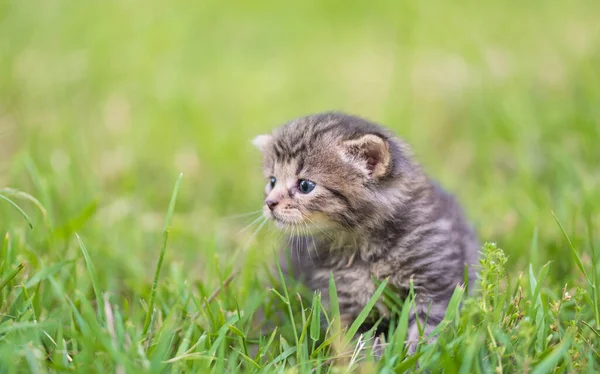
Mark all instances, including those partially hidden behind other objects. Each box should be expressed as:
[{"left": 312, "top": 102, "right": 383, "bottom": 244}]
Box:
[{"left": 254, "top": 112, "right": 479, "bottom": 350}]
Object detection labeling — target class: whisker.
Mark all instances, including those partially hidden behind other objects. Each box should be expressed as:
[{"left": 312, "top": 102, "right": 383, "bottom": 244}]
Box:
[
  {"left": 291, "top": 223, "right": 296, "bottom": 257},
  {"left": 273, "top": 223, "right": 286, "bottom": 241},
  {"left": 223, "top": 210, "right": 263, "bottom": 220},
  {"left": 227, "top": 216, "right": 266, "bottom": 266},
  {"left": 265, "top": 220, "right": 279, "bottom": 235},
  {"left": 304, "top": 215, "right": 334, "bottom": 241},
  {"left": 237, "top": 214, "right": 265, "bottom": 235},
  {"left": 304, "top": 220, "right": 320, "bottom": 260},
  {"left": 294, "top": 223, "right": 301, "bottom": 264},
  {"left": 301, "top": 221, "right": 314, "bottom": 262},
  {"left": 297, "top": 221, "right": 307, "bottom": 257},
  {"left": 241, "top": 217, "right": 268, "bottom": 253},
  {"left": 285, "top": 224, "right": 294, "bottom": 260}
]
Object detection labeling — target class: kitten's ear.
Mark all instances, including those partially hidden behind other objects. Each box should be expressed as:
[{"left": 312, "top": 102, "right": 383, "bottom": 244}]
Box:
[
  {"left": 341, "top": 134, "right": 391, "bottom": 179},
  {"left": 252, "top": 134, "right": 273, "bottom": 153}
]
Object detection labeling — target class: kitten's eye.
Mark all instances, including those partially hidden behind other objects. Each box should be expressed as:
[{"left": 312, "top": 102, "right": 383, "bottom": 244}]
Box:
[
  {"left": 298, "top": 179, "right": 316, "bottom": 194},
  {"left": 269, "top": 176, "right": 277, "bottom": 188}
]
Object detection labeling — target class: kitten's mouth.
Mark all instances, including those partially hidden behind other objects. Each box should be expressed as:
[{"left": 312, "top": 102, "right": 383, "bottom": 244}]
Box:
[
  {"left": 271, "top": 214, "right": 302, "bottom": 227},
  {"left": 266, "top": 210, "right": 304, "bottom": 227},
  {"left": 265, "top": 207, "right": 334, "bottom": 231}
]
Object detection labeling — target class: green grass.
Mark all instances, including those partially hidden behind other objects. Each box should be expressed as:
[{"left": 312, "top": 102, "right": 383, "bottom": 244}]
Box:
[{"left": 1, "top": 0, "right": 600, "bottom": 372}]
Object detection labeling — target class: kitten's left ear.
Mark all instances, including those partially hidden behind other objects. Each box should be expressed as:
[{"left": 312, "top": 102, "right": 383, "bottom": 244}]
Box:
[
  {"left": 341, "top": 134, "right": 391, "bottom": 179},
  {"left": 252, "top": 134, "right": 273, "bottom": 153}
]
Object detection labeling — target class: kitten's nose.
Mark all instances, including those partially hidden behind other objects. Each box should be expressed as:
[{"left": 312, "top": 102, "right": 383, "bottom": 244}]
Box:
[{"left": 266, "top": 199, "right": 279, "bottom": 211}]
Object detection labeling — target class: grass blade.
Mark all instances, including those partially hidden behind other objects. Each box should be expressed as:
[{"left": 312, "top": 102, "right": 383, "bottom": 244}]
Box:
[
  {"left": 262, "top": 346, "right": 296, "bottom": 372},
  {"left": 394, "top": 351, "right": 423, "bottom": 372},
  {"left": 24, "top": 259, "right": 75, "bottom": 289},
  {"left": 310, "top": 331, "right": 342, "bottom": 358},
  {"left": 530, "top": 335, "right": 572, "bottom": 374},
  {"left": 0, "top": 188, "right": 48, "bottom": 227},
  {"left": 207, "top": 314, "right": 240, "bottom": 357},
  {"left": 586, "top": 215, "right": 600, "bottom": 328},
  {"left": 328, "top": 273, "right": 341, "bottom": 333},
  {"left": 310, "top": 291, "right": 321, "bottom": 342},
  {"left": 274, "top": 253, "right": 300, "bottom": 360},
  {"left": 582, "top": 321, "right": 600, "bottom": 340},
  {"left": 0, "top": 192, "right": 34, "bottom": 229},
  {"left": 0, "top": 261, "right": 26, "bottom": 291},
  {"left": 392, "top": 296, "right": 413, "bottom": 357},
  {"left": 143, "top": 173, "right": 183, "bottom": 337},
  {"left": 233, "top": 349, "right": 262, "bottom": 369},
  {"left": 76, "top": 233, "right": 103, "bottom": 320},
  {"left": 552, "top": 211, "right": 589, "bottom": 285},
  {"left": 344, "top": 278, "right": 388, "bottom": 341}
]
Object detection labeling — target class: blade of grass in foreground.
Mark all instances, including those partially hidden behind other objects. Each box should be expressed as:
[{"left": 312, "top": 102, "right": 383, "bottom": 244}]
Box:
[
  {"left": 582, "top": 321, "right": 600, "bottom": 340},
  {"left": 76, "top": 233, "right": 103, "bottom": 321},
  {"left": 0, "top": 192, "right": 34, "bottom": 229},
  {"left": 344, "top": 279, "right": 388, "bottom": 342},
  {"left": 274, "top": 251, "right": 300, "bottom": 361},
  {"left": 552, "top": 211, "right": 589, "bottom": 285},
  {"left": 530, "top": 335, "right": 573, "bottom": 374},
  {"left": 391, "top": 295, "right": 412, "bottom": 358},
  {"left": 0, "top": 262, "right": 26, "bottom": 291},
  {"left": 586, "top": 215, "right": 600, "bottom": 329},
  {"left": 0, "top": 188, "right": 48, "bottom": 227},
  {"left": 328, "top": 273, "right": 341, "bottom": 334},
  {"left": 143, "top": 173, "right": 183, "bottom": 337}
]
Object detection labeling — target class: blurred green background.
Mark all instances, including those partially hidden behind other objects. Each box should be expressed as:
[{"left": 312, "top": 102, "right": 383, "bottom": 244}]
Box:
[{"left": 1, "top": 0, "right": 599, "bottom": 293}]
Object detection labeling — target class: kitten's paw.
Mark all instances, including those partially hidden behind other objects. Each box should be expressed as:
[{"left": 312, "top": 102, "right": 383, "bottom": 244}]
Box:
[
  {"left": 406, "top": 322, "right": 437, "bottom": 354},
  {"left": 370, "top": 334, "right": 387, "bottom": 358}
]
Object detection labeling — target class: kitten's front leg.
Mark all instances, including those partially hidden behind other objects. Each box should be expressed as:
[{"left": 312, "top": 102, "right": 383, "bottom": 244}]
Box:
[
  {"left": 318, "top": 271, "right": 386, "bottom": 359},
  {"left": 311, "top": 265, "right": 377, "bottom": 330},
  {"left": 406, "top": 299, "right": 448, "bottom": 353}
]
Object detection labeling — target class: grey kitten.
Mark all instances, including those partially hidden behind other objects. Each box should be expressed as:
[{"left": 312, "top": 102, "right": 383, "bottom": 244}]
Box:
[{"left": 253, "top": 112, "right": 479, "bottom": 350}]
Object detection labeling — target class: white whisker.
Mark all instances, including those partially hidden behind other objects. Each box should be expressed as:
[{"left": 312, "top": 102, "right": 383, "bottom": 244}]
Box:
[
  {"left": 237, "top": 214, "right": 265, "bottom": 235},
  {"left": 294, "top": 223, "right": 301, "bottom": 264},
  {"left": 304, "top": 215, "right": 334, "bottom": 241},
  {"left": 301, "top": 221, "right": 314, "bottom": 262},
  {"left": 242, "top": 217, "right": 268, "bottom": 252},
  {"left": 285, "top": 224, "right": 294, "bottom": 261},
  {"left": 303, "top": 220, "right": 320, "bottom": 260},
  {"left": 223, "top": 210, "right": 263, "bottom": 220}
]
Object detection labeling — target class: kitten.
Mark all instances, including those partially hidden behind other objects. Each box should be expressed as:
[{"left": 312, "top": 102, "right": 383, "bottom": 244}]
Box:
[{"left": 253, "top": 112, "right": 479, "bottom": 350}]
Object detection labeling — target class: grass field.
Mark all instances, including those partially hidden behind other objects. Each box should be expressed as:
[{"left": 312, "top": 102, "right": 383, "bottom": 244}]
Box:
[{"left": 1, "top": 0, "right": 600, "bottom": 372}]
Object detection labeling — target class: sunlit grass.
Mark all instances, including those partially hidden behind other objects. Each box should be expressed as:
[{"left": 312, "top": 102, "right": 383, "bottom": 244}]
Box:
[{"left": 1, "top": 0, "right": 600, "bottom": 371}]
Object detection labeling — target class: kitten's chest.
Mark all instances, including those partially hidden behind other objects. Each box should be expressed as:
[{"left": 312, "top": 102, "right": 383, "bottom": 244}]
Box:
[
  {"left": 318, "top": 234, "right": 396, "bottom": 266},
  {"left": 285, "top": 234, "right": 399, "bottom": 282},
  {"left": 312, "top": 237, "right": 396, "bottom": 277}
]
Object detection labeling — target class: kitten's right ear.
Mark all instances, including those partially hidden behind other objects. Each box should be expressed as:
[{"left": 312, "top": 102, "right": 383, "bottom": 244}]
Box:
[
  {"left": 341, "top": 134, "right": 391, "bottom": 179},
  {"left": 252, "top": 134, "right": 273, "bottom": 153}
]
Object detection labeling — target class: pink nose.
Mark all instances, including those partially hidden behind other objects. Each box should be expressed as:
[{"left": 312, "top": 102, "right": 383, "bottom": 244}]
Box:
[{"left": 266, "top": 200, "right": 279, "bottom": 211}]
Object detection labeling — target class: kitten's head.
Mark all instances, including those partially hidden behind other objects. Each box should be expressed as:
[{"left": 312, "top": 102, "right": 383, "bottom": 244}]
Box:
[{"left": 253, "top": 112, "right": 419, "bottom": 232}]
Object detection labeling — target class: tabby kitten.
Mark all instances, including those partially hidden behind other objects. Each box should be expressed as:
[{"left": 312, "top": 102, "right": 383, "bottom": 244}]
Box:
[{"left": 253, "top": 112, "right": 479, "bottom": 349}]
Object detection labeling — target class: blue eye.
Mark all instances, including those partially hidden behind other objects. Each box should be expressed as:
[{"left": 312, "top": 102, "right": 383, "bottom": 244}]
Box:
[
  {"left": 269, "top": 176, "right": 276, "bottom": 188},
  {"left": 298, "top": 179, "right": 316, "bottom": 194}
]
